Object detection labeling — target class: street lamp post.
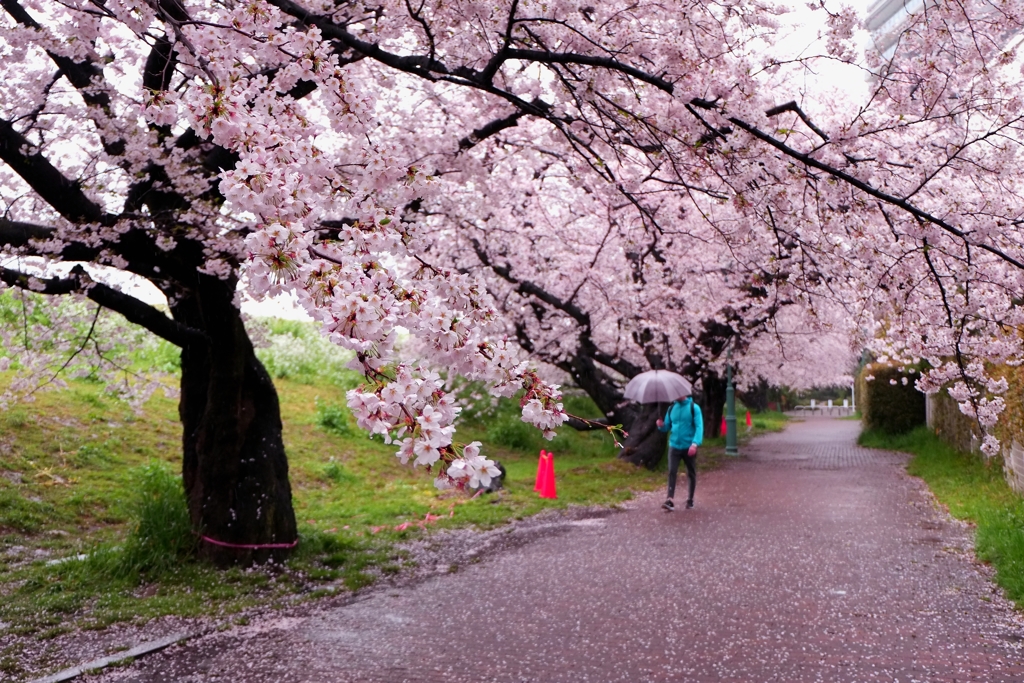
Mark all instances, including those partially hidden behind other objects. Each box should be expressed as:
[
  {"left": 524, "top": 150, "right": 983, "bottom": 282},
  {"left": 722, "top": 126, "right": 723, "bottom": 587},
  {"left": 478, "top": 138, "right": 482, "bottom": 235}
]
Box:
[{"left": 725, "top": 350, "right": 739, "bottom": 456}]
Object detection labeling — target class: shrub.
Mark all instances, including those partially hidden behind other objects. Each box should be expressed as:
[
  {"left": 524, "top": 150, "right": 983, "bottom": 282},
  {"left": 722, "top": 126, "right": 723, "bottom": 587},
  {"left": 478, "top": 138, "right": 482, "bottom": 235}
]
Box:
[
  {"left": 315, "top": 398, "right": 353, "bottom": 436},
  {"left": 252, "top": 320, "right": 362, "bottom": 387},
  {"left": 73, "top": 443, "right": 115, "bottom": 467},
  {"left": 1, "top": 409, "right": 28, "bottom": 429},
  {"left": 928, "top": 386, "right": 981, "bottom": 454},
  {"left": 486, "top": 419, "right": 538, "bottom": 451},
  {"left": 993, "top": 361, "right": 1024, "bottom": 450},
  {"left": 133, "top": 337, "right": 182, "bottom": 372},
  {"left": 100, "top": 463, "right": 197, "bottom": 581},
  {"left": 858, "top": 363, "right": 926, "bottom": 435},
  {"left": 321, "top": 459, "right": 357, "bottom": 485}
]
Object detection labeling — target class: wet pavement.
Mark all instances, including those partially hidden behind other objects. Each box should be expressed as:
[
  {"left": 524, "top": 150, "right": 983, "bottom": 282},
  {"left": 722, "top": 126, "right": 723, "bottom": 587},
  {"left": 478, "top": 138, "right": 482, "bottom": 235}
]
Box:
[{"left": 98, "top": 417, "right": 1024, "bottom": 682}]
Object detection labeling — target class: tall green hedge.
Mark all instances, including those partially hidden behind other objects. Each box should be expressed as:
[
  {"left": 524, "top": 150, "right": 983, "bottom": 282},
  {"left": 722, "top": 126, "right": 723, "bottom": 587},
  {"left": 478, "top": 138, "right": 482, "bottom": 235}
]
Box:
[{"left": 858, "top": 363, "right": 926, "bottom": 435}]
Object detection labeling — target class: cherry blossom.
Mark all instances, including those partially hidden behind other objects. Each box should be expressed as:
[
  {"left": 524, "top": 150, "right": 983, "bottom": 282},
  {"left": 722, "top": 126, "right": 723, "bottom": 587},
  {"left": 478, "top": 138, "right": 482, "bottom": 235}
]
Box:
[{"left": 5, "top": 0, "right": 1024, "bottom": 555}]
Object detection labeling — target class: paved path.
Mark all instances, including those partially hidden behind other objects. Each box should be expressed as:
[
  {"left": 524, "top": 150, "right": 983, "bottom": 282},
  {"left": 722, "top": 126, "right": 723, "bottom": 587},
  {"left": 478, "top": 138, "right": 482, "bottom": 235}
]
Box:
[{"left": 101, "top": 418, "right": 1024, "bottom": 682}]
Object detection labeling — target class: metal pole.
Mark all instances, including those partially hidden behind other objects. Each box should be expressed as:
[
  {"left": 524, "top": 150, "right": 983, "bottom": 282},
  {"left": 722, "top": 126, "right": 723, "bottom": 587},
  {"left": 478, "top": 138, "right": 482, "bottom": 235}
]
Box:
[{"left": 725, "top": 357, "right": 739, "bottom": 456}]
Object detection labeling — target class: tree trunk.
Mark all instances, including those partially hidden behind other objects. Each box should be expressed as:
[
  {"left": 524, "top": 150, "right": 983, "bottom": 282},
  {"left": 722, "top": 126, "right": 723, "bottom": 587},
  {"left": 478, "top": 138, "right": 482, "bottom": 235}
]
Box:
[
  {"left": 618, "top": 401, "right": 670, "bottom": 469},
  {"left": 701, "top": 373, "right": 726, "bottom": 439},
  {"left": 173, "top": 275, "right": 297, "bottom": 566}
]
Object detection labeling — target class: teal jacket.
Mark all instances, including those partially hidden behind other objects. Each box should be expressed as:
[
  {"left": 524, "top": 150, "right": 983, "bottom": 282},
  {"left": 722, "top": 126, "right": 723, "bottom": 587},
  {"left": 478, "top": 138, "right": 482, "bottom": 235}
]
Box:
[{"left": 658, "top": 397, "right": 704, "bottom": 450}]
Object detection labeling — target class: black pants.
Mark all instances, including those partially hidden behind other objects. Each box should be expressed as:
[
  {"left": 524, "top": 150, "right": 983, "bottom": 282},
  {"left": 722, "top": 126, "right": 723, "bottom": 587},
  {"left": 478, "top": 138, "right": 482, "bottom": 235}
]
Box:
[{"left": 667, "top": 447, "right": 696, "bottom": 502}]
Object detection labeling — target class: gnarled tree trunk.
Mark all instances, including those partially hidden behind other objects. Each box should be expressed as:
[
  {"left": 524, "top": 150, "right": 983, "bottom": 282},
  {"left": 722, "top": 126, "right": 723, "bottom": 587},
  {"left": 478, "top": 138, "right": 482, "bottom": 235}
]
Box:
[
  {"left": 173, "top": 274, "right": 297, "bottom": 566},
  {"left": 618, "top": 401, "right": 670, "bottom": 469}
]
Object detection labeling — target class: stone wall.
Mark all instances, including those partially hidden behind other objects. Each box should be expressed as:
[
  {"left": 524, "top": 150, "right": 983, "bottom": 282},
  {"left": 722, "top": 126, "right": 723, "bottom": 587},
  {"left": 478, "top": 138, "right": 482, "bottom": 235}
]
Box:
[
  {"left": 1004, "top": 440, "right": 1024, "bottom": 495},
  {"left": 926, "top": 390, "right": 1024, "bottom": 494},
  {"left": 925, "top": 391, "right": 981, "bottom": 456}
]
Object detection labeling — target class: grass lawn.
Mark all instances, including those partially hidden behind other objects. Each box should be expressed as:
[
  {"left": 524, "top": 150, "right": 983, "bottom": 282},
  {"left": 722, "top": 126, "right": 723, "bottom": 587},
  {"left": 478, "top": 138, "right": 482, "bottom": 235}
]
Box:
[
  {"left": 859, "top": 426, "right": 1024, "bottom": 608},
  {"left": 0, "top": 332, "right": 786, "bottom": 677}
]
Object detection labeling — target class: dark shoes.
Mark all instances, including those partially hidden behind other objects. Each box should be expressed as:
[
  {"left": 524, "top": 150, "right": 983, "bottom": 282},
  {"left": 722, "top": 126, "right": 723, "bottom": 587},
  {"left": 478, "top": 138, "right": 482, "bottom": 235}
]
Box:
[
  {"left": 662, "top": 499, "right": 675, "bottom": 511},
  {"left": 686, "top": 500, "right": 694, "bottom": 509}
]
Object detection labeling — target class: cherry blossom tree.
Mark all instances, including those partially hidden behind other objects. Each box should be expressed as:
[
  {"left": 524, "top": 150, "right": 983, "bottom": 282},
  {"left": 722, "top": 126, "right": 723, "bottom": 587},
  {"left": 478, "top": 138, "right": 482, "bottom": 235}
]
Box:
[
  {"left": 412, "top": 138, "right": 857, "bottom": 465},
  {"left": 253, "top": 0, "right": 1024, "bottom": 456},
  {"left": 727, "top": 0, "right": 1024, "bottom": 452},
  {"left": 3, "top": 0, "right": 1024, "bottom": 564}
]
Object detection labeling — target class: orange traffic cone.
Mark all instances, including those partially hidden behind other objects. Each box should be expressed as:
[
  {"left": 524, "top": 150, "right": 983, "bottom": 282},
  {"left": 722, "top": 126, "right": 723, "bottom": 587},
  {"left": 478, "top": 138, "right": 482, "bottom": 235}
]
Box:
[
  {"left": 539, "top": 451, "right": 557, "bottom": 499},
  {"left": 534, "top": 450, "right": 549, "bottom": 493},
  {"left": 746, "top": 411, "right": 752, "bottom": 427}
]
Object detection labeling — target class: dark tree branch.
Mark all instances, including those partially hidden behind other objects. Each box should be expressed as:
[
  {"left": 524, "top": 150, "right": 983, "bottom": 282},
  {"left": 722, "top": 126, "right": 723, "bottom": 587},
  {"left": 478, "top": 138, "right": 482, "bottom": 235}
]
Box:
[
  {"left": 404, "top": 0, "right": 438, "bottom": 63},
  {"left": 727, "top": 115, "right": 1024, "bottom": 271},
  {"left": 0, "top": 264, "right": 207, "bottom": 347},
  {"left": 503, "top": 49, "right": 674, "bottom": 93},
  {"left": 470, "top": 238, "right": 590, "bottom": 326},
  {"left": 270, "top": 0, "right": 457, "bottom": 80},
  {"left": 471, "top": 236, "right": 644, "bottom": 381},
  {"left": 142, "top": 33, "right": 178, "bottom": 93},
  {"left": 270, "top": 0, "right": 674, "bottom": 96},
  {"left": 2, "top": 0, "right": 128, "bottom": 156},
  {"left": 0, "top": 214, "right": 205, "bottom": 287},
  {"left": 459, "top": 109, "right": 529, "bottom": 150},
  {"left": 0, "top": 218, "right": 106, "bottom": 262},
  {"left": 0, "top": 118, "right": 111, "bottom": 225},
  {"left": 478, "top": 0, "right": 520, "bottom": 84},
  {"left": 684, "top": 102, "right": 731, "bottom": 146},
  {"left": 0, "top": 218, "right": 53, "bottom": 246},
  {"left": 765, "top": 100, "right": 830, "bottom": 142},
  {"left": 589, "top": 348, "right": 643, "bottom": 379},
  {"left": 921, "top": 236, "right": 955, "bottom": 328}
]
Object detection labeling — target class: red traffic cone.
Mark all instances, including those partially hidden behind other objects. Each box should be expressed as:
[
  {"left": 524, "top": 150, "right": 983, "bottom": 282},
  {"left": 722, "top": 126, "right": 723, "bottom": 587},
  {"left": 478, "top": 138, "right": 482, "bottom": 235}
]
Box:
[
  {"left": 539, "top": 451, "right": 557, "bottom": 499},
  {"left": 534, "top": 450, "right": 549, "bottom": 493},
  {"left": 720, "top": 416, "right": 726, "bottom": 434},
  {"left": 746, "top": 411, "right": 752, "bottom": 427}
]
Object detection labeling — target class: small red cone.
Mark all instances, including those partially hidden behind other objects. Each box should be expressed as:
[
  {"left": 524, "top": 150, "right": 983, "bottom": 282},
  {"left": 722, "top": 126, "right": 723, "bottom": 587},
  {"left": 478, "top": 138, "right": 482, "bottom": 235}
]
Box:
[
  {"left": 746, "top": 411, "right": 752, "bottom": 427},
  {"left": 720, "top": 416, "right": 726, "bottom": 434},
  {"left": 539, "top": 451, "right": 557, "bottom": 499},
  {"left": 534, "top": 450, "right": 549, "bottom": 493}
]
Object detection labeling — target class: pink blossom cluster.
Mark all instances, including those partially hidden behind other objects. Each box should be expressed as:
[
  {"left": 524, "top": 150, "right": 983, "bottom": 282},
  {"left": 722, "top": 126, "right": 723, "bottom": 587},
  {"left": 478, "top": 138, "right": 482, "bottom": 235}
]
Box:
[
  {"left": 156, "top": 0, "right": 567, "bottom": 486},
  {"left": 6, "top": 0, "right": 1024, "bottom": 469}
]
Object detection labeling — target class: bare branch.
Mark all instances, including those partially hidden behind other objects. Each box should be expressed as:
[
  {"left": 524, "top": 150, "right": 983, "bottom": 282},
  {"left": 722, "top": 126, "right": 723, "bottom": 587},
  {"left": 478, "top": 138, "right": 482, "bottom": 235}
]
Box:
[
  {"left": 765, "top": 100, "right": 830, "bottom": 143},
  {"left": 727, "top": 115, "right": 1024, "bottom": 272},
  {"left": 0, "top": 264, "right": 207, "bottom": 347},
  {"left": 458, "top": 109, "right": 529, "bottom": 151},
  {"left": 0, "top": 118, "right": 111, "bottom": 225}
]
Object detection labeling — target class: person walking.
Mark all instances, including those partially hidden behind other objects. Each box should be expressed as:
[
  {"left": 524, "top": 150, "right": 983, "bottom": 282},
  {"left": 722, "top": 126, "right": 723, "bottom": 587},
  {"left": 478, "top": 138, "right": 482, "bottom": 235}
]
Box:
[{"left": 656, "top": 393, "right": 704, "bottom": 511}]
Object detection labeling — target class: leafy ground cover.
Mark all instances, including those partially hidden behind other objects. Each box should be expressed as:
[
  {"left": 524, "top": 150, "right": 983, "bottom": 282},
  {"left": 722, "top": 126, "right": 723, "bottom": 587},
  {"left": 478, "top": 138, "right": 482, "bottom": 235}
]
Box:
[
  {"left": 0, "top": 320, "right": 785, "bottom": 676},
  {"left": 859, "top": 426, "right": 1024, "bottom": 607}
]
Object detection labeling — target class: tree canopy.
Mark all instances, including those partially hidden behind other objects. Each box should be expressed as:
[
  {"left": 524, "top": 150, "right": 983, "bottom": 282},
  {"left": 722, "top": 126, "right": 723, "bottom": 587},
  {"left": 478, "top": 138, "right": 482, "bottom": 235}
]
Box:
[{"left": 3, "top": 0, "right": 1024, "bottom": 537}]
